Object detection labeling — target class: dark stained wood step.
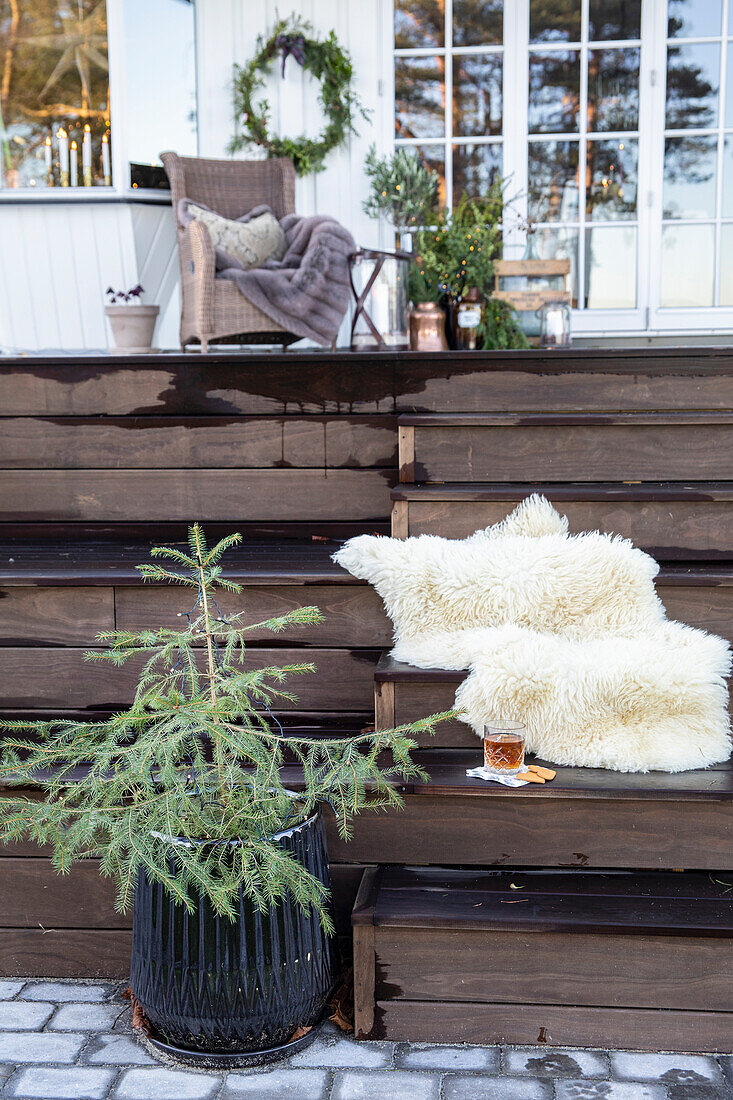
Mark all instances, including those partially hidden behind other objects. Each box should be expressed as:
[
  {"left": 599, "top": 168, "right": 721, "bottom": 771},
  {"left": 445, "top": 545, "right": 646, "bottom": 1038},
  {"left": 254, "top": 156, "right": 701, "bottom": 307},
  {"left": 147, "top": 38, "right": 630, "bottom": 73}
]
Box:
[
  {"left": 0, "top": 647, "right": 381, "bottom": 712},
  {"left": 368, "top": 865, "right": 733, "bottom": 935},
  {"left": 5, "top": 348, "right": 733, "bottom": 418},
  {"left": 398, "top": 413, "right": 733, "bottom": 483},
  {"left": 352, "top": 866, "right": 733, "bottom": 1049},
  {"left": 391, "top": 482, "right": 733, "bottom": 556},
  {"left": 0, "top": 469, "right": 394, "bottom": 524},
  {"left": 0, "top": 416, "right": 396, "bottom": 470}
]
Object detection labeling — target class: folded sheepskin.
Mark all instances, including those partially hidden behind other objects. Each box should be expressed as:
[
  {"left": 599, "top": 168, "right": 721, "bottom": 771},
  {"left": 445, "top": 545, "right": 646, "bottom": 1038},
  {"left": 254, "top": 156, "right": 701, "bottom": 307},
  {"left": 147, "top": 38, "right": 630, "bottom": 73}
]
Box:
[{"left": 334, "top": 495, "right": 732, "bottom": 773}]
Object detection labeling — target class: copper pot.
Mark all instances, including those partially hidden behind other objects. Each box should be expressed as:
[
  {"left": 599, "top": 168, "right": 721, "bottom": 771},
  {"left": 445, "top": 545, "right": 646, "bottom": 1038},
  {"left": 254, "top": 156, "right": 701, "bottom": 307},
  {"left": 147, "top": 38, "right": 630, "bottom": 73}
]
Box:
[{"left": 409, "top": 302, "right": 449, "bottom": 351}]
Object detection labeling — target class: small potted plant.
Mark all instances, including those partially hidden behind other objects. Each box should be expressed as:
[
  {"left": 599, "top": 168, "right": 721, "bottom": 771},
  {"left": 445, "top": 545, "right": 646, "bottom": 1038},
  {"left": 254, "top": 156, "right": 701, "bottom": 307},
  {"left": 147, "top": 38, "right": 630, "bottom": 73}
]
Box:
[
  {"left": 362, "top": 144, "right": 439, "bottom": 251},
  {"left": 105, "top": 284, "right": 159, "bottom": 352},
  {"left": 0, "top": 526, "right": 448, "bottom": 1066}
]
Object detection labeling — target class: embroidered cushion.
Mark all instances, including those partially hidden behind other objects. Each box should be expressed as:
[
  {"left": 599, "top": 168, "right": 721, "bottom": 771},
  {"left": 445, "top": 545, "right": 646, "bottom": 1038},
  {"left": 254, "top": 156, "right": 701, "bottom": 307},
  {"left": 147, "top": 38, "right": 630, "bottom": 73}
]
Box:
[{"left": 187, "top": 202, "right": 287, "bottom": 270}]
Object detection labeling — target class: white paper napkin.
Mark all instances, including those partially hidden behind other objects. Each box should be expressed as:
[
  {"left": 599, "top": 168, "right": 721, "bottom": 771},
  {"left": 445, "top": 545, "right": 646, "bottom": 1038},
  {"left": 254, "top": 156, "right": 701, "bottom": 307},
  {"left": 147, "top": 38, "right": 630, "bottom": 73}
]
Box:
[{"left": 465, "top": 765, "right": 530, "bottom": 787}]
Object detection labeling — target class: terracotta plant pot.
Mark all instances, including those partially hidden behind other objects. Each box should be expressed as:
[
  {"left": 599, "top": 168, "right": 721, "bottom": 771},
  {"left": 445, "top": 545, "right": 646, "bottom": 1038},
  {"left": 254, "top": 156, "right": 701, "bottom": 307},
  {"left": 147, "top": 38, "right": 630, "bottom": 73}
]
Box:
[{"left": 105, "top": 304, "right": 159, "bottom": 352}]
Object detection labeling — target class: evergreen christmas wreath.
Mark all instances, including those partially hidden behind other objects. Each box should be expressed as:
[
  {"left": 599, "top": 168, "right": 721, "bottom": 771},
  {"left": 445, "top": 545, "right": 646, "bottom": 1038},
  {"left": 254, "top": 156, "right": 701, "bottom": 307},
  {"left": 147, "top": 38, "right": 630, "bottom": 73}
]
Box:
[{"left": 229, "top": 16, "right": 366, "bottom": 177}]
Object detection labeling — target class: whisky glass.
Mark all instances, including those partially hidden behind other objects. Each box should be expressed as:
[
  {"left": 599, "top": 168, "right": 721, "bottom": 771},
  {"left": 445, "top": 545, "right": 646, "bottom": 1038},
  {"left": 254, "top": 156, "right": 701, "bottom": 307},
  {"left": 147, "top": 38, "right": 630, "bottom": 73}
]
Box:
[{"left": 483, "top": 720, "right": 526, "bottom": 775}]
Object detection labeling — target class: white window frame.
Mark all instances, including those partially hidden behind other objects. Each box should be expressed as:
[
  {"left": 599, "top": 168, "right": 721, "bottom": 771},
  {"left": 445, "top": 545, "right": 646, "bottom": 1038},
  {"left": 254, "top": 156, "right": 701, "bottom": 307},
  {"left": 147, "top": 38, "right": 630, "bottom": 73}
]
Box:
[{"left": 388, "top": 0, "right": 733, "bottom": 337}]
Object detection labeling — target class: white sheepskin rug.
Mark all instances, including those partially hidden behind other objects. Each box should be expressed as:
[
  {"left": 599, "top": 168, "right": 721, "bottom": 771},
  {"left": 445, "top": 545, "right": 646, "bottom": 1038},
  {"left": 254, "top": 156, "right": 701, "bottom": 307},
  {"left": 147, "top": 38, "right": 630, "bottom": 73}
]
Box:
[{"left": 334, "top": 495, "right": 732, "bottom": 773}]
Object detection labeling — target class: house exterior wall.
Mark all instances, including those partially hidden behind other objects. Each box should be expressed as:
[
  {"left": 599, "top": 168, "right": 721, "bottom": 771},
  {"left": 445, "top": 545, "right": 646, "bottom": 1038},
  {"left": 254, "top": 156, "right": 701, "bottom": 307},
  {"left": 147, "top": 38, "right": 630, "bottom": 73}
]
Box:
[
  {"left": 195, "top": 0, "right": 391, "bottom": 253},
  {"left": 0, "top": 201, "right": 180, "bottom": 353}
]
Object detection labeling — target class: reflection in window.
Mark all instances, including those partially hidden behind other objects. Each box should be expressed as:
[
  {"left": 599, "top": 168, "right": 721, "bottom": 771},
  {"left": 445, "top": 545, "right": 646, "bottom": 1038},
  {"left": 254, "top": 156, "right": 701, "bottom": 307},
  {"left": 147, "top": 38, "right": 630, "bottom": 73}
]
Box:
[
  {"left": 528, "top": 140, "right": 579, "bottom": 222},
  {"left": 587, "top": 49, "right": 640, "bottom": 132},
  {"left": 452, "top": 142, "right": 502, "bottom": 202},
  {"left": 528, "top": 52, "right": 580, "bottom": 134},
  {"left": 665, "top": 43, "right": 720, "bottom": 130},
  {"left": 394, "top": 0, "right": 444, "bottom": 49},
  {"left": 0, "top": 0, "right": 110, "bottom": 190},
  {"left": 667, "top": 0, "right": 722, "bottom": 39},
  {"left": 588, "top": 0, "right": 641, "bottom": 41},
  {"left": 453, "top": 0, "right": 502, "bottom": 47},
  {"left": 587, "top": 140, "right": 637, "bottom": 221},
  {"left": 663, "top": 136, "right": 717, "bottom": 219},
  {"left": 453, "top": 55, "right": 502, "bottom": 137},
  {"left": 529, "top": 0, "right": 581, "bottom": 43},
  {"left": 395, "top": 56, "right": 445, "bottom": 139}
]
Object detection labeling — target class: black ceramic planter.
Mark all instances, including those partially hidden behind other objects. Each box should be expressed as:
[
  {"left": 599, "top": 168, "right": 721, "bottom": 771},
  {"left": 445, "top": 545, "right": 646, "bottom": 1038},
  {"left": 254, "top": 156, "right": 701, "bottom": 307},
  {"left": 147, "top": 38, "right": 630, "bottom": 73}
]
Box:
[{"left": 129, "top": 810, "right": 337, "bottom": 1056}]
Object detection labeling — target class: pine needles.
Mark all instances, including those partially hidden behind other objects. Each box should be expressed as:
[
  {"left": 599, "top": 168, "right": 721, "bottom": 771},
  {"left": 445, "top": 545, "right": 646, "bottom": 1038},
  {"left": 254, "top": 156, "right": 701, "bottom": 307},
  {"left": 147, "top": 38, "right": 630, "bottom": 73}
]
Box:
[{"left": 0, "top": 525, "right": 452, "bottom": 932}]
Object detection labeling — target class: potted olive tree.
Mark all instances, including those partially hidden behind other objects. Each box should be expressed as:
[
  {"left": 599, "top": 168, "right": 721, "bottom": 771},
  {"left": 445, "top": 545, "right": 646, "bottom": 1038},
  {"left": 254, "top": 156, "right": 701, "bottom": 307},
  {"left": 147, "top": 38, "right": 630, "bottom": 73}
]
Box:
[{"left": 0, "top": 527, "right": 447, "bottom": 1066}]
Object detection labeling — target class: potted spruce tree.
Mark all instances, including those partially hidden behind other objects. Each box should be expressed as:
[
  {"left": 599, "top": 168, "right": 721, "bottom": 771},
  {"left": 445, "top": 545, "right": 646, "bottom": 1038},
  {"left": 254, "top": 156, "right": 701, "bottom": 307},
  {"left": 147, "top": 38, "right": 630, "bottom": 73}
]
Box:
[{"left": 0, "top": 527, "right": 448, "bottom": 1065}]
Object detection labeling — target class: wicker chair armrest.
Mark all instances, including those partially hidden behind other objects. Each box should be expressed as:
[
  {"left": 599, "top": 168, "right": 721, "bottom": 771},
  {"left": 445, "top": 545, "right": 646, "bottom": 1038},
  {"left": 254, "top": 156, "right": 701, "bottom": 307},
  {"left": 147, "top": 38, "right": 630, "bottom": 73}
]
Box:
[{"left": 185, "top": 219, "right": 216, "bottom": 335}]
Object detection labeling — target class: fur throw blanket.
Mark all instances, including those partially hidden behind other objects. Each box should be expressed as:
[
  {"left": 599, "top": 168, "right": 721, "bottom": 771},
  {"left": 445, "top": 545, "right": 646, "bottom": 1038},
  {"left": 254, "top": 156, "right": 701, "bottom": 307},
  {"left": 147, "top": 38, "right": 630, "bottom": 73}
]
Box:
[
  {"left": 179, "top": 200, "right": 355, "bottom": 345},
  {"left": 334, "top": 496, "right": 732, "bottom": 773}
]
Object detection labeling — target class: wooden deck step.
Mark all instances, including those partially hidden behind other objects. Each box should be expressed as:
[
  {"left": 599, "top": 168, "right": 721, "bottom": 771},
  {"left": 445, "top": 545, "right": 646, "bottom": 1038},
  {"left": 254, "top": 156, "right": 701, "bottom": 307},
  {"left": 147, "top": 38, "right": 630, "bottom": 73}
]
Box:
[
  {"left": 326, "top": 746, "right": 733, "bottom": 872},
  {"left": 391, "top": 482, "right": 733, "bottom": 557},
  {"left": 398, "top": 412, "right": 733, "bottom": 483},
  {"left": 352, "top": 865, "right": 733, "bottom": 1050}
]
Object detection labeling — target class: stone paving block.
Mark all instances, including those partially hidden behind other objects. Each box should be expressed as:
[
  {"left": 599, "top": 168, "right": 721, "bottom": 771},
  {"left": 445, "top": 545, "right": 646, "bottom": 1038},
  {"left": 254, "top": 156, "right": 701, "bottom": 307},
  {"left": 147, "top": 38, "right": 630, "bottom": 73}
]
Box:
[
  {"left": 396, "top": 1043, "right": 499, "bottom": 1071},
  {"left": 332, "top": 1069, "right": 441, "bottom": 1100},
  {"left": 81, "top": 1034, "right": 156, "bottom": 1065},
  {"left": 0, "top": 1031, "right": 85, "bottom": 1064},
  {"left": 113, "top": 1067, "right": 221, "bottom": 1099},
  {"left": 0, "top": 1001, "right": 54, "bottom": 1030},
  {"left": 504, "top": 1047, "right": 609, "bottom": 1078},
  {"left": 289, "top": 1034, "right": 393, "bottom": 1068},
  {"left": 49, "top": 1003, "right": 121, "bottom": 1032},
  {"left": 0, "top": 983, "right": 24, "bottom": 1001},
  {"left": 555, "top": 1082, "right": 669, "bottom": 1100},
  {"left": 719, "top": 1056, "right": 733, "bottom": 1093},
  {"left": 4, "top": 1065, "right": 115, "bottom": 1099},
  {"left": 666, "top": 1085, "right": 733, "bottom": 1100},
  {"left": 222, "top": 1067, "right": 330, "bottom": 1099},
  {"left": 21, "top": 982, "right": 112, "bottom": 1003},
  {"left": 611, "top": 1052, "right": 723, "bottom": 1086},
  {"left": 444, "top": 1077, "right": 553, "bottom": 1100}
]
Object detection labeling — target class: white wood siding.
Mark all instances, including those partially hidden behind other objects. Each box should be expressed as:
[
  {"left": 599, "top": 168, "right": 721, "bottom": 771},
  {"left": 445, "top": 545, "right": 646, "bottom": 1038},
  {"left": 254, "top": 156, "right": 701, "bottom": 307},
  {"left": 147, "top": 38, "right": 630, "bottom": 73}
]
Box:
[
  {"left": 0, "top": 202, "right": 179, "bottom": 352},
  {"left": 195, "top": 0, "right": 392, "bottom": 250}
]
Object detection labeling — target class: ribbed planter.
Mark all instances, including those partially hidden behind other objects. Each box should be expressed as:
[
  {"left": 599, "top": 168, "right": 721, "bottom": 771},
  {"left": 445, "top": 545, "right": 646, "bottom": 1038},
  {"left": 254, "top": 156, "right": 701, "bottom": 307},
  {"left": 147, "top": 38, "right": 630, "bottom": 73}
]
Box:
[{"left": 129, "top": 811, "right": 336, "bottom": 1057}]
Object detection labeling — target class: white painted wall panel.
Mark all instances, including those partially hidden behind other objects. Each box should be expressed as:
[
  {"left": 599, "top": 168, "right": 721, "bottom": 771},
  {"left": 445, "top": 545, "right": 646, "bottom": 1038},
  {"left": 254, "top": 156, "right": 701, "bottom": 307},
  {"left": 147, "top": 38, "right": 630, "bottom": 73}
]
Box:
[{"left": 0, "top": 202, "right": 178, "bottom": 352}]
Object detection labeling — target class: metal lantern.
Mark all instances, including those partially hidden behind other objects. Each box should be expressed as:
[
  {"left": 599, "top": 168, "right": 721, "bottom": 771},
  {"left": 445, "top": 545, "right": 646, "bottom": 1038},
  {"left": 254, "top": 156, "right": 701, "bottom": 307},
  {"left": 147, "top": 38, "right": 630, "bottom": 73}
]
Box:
[
  {"left": 349, "top": 248, "right": 410, "bottom": 350},
  {"left": 537, "top": 299, "right": 572, "bottom": 349}
]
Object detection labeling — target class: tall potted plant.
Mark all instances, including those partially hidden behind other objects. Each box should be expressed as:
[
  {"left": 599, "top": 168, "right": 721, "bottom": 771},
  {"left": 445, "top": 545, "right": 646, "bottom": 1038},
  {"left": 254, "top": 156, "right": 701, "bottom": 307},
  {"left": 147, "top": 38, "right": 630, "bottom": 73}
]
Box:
[{"left": 0, "top": 527, "right": 448, "bottom": 1065}]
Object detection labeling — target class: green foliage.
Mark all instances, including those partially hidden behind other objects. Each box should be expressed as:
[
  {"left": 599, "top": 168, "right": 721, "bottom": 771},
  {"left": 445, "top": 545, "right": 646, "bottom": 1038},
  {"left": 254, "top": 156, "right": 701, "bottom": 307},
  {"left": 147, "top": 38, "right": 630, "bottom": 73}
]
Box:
[
  {"left": 0, "top": 526, "right": 451, "bottom": 931},
  {"left": 362, "top": 144, "right": 439, "bottom": 232},
  {"left": 229, "top": 15, "right": 368, "bottom": 176},
  {"left": 411, "top": 186, "right": 505, "bottom": 303},
  {"left": 479, "top": 298, "right": 530, "bottom": 351}
]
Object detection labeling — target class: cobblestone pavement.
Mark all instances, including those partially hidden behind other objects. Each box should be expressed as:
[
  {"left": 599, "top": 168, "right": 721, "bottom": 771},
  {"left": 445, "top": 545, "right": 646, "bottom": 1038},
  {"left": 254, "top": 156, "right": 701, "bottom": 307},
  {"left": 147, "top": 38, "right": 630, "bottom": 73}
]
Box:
[{"left": 0, "top": 981, "right": 729, "bottom": 1099}]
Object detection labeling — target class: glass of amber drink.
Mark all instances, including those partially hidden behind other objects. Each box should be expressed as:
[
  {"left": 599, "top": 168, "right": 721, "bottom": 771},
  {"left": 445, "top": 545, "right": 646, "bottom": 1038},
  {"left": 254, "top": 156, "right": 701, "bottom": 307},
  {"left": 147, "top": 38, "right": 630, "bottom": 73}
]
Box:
[{"left": 483, "top": 720, "right": 526, "bottom": 775}]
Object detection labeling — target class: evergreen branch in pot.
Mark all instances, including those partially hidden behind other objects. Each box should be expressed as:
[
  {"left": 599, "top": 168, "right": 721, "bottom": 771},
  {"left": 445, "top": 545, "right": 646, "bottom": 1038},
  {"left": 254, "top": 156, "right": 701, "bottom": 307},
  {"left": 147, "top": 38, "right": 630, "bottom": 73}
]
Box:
[{"left": 0, "top": 526, "right": 451, "bottom": 1059}]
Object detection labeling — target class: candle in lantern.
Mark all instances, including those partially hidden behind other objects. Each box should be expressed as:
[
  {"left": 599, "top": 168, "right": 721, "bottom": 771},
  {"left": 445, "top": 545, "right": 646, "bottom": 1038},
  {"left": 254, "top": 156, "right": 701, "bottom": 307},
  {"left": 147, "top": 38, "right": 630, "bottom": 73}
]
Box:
[
  {"left": 102, "top": 133, "right": 110, "bottom": 185},
  {"left": 70, "top": 141, "right": 78, "bottom": 187},
  {"left": 57, "top": 128, "right": 69, "bottom": 186},
  {"left": 82, "top": 124, "right": 92, "bottom": 186},
  {"left": 44, "top": 136, "right": 53, "bottom": 185}
]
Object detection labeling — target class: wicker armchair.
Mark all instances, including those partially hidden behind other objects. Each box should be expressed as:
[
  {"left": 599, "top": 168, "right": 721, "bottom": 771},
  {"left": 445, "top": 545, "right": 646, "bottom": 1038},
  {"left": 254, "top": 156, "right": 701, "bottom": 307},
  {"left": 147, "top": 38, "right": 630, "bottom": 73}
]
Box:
[{"left": 161, "top": 152, "right": 299, "bottom": 351}]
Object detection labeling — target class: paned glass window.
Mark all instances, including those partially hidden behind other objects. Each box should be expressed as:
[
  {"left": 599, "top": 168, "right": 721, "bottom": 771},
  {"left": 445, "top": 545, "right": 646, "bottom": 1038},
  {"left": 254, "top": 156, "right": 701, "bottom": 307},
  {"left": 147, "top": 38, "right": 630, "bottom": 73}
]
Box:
[
  {"left": 0, "top": 0, "right": 111, "bottom": 190},
  {"left": 394, "top": 0, "right": 504, "bottom": 207}
]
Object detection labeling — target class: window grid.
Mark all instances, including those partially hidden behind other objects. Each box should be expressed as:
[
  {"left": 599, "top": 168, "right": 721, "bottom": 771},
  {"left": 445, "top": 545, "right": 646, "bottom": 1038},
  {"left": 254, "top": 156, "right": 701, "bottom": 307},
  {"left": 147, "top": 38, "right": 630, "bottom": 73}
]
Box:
[{"left": 392, "top": 0, "right": 733, "bottom": 333}]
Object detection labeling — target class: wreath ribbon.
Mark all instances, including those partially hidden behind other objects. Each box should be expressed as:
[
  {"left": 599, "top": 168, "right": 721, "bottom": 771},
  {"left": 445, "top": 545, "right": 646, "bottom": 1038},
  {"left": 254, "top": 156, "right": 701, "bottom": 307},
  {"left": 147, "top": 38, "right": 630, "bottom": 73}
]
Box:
[{"left": 275, "top": 33, "right": 306, "bottom": 77}]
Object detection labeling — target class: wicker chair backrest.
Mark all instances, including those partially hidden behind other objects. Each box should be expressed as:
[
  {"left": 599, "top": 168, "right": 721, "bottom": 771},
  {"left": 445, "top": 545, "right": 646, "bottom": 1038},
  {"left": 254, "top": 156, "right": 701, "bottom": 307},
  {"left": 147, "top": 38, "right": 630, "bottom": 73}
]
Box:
[{"left": 161, "top": 152, "right": 296, "bottom": 226}]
